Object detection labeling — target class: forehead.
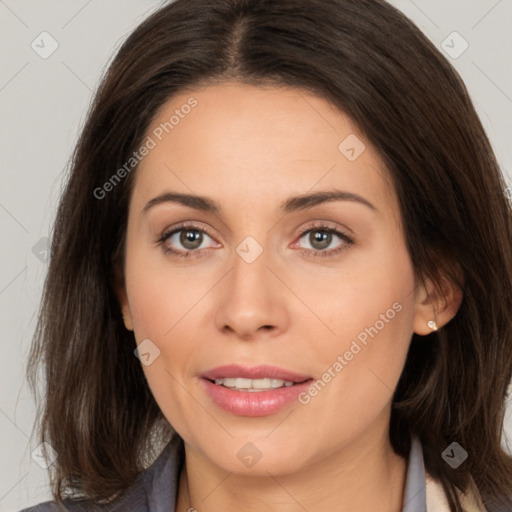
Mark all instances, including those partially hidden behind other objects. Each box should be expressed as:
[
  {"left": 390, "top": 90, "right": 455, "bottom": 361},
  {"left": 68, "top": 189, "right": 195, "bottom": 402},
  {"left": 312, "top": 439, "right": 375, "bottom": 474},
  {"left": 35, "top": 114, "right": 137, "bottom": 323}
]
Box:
[{"left": 131, "top": 83, "right": 398, "bottom": 221}]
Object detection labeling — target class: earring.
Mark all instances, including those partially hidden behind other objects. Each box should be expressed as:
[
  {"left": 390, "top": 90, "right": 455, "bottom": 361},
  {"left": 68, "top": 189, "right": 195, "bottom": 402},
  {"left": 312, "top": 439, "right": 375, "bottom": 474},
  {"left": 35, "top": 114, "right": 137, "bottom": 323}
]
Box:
[{"left": 427, "top": 320, "right": 438, "bottom": 331}]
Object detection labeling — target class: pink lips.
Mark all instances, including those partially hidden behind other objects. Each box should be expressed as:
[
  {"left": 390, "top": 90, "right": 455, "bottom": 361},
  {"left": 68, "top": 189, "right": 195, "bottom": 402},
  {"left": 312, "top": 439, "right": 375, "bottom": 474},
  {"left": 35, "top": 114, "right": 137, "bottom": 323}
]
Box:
[
  {"left": 201, "top": 364, "right": 313, "bottom": 417},
  {"left": 201, "top": 364, "right": 311, "bottom": 382}
]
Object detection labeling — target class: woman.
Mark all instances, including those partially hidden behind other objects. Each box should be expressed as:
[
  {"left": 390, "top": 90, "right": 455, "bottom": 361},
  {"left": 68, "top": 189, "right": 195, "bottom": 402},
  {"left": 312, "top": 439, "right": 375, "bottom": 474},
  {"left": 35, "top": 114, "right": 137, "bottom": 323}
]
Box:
[{"left": 22, "top": 0, "right": 512, "bottom": 511}]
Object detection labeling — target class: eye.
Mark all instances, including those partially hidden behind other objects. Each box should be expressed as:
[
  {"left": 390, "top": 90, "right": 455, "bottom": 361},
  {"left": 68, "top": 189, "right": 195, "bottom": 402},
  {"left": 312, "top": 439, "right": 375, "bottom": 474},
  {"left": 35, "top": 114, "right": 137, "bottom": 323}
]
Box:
[
  {"left": 157, "top": 223, "right": 220, "bottom": 258},
  {"left": 294, "top": 223, "right": 354, "bottom": 258},
  {"left": 156, "top": 221, "right": 353, "bottom": 259}
]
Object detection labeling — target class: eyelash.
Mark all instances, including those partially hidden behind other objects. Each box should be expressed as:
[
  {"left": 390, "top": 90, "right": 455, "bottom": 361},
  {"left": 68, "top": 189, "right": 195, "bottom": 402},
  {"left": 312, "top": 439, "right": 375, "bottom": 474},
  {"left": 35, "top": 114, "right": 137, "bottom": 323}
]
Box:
[{"left": 156, "top": 221, "right": 354, "bottom": 259}]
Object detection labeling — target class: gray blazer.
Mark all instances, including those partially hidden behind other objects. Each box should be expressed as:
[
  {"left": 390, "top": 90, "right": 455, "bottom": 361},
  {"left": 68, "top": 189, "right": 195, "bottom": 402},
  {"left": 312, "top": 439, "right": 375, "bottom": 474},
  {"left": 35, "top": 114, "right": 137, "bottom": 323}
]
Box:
[{"left": 19, "top": 435, "right": 427, "bottom": 512}]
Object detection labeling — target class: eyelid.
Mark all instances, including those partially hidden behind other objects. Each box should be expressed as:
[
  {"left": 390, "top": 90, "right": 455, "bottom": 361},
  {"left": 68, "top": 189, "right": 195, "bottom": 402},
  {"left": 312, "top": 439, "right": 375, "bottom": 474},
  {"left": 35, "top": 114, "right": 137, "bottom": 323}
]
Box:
[
  {"left": 294, "top": 219, "right": 352, "bottom": 238},
  {"left": 158, "top": 220, "right": 219, "bottom": 242},
  {"left": 291, "top": 220, "right": 354, "bottom": 255}
]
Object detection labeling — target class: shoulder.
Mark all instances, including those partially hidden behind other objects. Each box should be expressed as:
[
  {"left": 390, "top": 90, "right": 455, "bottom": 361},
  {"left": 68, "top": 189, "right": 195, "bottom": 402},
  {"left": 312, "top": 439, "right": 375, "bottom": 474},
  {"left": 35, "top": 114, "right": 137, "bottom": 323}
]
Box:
[
  {"left": 17, "top": 497, "right": 137, "bottom": 512},
  {"left": 426, "top": 472, "right": 488, "bottom": 512},
  {"left": 17, "top": 493, "right": 152, "bottom": 512},
  {"left": 18, "top": 501, "right": 89, "bottom": 512},
  {"left": 17, "top": 435, "right": 184, "bottom": 512},
  {"left": 18, "top": 503, "right": 55, "bottom": 512},
  {"left": 17, "top": 482, "right": 152, "bottom": 512}
]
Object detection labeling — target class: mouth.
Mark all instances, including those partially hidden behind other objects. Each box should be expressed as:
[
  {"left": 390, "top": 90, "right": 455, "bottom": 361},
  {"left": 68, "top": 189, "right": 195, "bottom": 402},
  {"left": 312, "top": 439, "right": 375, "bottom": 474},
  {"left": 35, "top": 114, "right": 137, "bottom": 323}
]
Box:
[
  {"left": 211, "top": 377, "right": 301, "bottom": 392},
  {"left": 200, "top": 365, "right": 314, "bottom": 416}
]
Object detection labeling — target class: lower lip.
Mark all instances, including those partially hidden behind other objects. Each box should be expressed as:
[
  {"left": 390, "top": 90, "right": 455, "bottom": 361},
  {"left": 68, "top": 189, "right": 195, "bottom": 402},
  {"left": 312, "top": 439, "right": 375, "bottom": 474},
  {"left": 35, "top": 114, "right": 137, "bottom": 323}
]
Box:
[{"left": 202, "top": 378, "right": 313, "bottom": 416}]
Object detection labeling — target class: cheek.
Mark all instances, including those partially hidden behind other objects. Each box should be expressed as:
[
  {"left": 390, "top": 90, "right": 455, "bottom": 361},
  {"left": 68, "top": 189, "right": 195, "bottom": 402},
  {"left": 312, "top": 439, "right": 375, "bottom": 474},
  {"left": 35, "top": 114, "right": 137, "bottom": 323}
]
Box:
[
  {"left": 123, "top": 245, "right": 194, "bottom": 370},
  {"left": 323, "top": 303, "right": 414, "bottom": 444},
  {"left": 125, "top": 242, "right": 208, "bottom": 340},
  {"left": 300, "top": 243, "right": 416, "bottom": 427},
  {"left": 124, "top": 257, "right": 202, "bottom": 433},
  {"left": 296, "top": 234, "right": 415, "bottom": 359}
]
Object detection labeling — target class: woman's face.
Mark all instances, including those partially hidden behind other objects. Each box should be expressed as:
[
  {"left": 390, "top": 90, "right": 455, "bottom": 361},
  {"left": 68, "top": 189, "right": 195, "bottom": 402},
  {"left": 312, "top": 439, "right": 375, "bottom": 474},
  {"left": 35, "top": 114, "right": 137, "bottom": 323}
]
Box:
[{"left": 119, "top": 83, "right": 424, "bottom": 475}]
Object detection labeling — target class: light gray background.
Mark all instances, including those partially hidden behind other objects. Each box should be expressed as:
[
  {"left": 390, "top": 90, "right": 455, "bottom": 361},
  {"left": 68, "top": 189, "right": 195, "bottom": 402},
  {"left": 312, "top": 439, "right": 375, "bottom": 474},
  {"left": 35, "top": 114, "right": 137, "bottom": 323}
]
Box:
[{"left": 1, "top": 1, "right": 511, "bottom": 510}]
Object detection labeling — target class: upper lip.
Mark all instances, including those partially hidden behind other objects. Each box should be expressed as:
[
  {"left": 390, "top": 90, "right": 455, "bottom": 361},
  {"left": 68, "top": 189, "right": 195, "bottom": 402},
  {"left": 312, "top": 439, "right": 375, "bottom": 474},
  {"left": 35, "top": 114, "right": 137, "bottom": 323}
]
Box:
[{"left": 201, "top": 364, "right": 312, "bottom": 383}]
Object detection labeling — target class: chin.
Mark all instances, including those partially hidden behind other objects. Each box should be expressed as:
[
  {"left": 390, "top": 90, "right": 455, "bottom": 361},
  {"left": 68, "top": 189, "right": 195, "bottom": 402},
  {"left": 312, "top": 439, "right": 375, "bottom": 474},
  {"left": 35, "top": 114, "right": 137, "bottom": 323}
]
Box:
[{"left": 195, "top": 436, "right": 313, "bottom": 477}]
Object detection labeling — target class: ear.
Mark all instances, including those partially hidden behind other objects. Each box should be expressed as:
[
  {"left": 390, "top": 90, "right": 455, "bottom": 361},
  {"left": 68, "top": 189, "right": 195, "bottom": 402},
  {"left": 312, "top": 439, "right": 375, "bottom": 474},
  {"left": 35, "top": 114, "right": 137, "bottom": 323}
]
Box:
[
  {"left": 413, "top": 273, "right": 463, "bottom": 336},
  {"left": 112, "top": 265, "right": 134, "bottom": 332}
]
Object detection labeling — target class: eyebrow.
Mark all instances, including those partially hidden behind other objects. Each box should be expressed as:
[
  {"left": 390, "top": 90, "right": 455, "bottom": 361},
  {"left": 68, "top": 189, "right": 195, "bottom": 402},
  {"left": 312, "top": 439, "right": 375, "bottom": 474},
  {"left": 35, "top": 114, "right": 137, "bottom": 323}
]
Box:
[{"left": 142, "top": 189, "right": 377, "bottom": 214}]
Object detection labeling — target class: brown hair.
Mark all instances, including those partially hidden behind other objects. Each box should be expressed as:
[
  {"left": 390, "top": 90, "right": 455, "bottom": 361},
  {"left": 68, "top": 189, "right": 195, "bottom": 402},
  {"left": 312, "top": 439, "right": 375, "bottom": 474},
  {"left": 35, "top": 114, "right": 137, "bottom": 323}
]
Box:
[{"left": 28, "top": 0, "right": 512, "bottom": 510}]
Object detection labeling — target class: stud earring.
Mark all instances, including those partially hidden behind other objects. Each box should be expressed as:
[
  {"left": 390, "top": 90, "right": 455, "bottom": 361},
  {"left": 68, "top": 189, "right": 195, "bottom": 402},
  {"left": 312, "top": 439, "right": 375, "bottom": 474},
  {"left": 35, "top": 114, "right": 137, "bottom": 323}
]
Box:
[{"left": 427, "top": 320, "right": 438, "bottom": 331}]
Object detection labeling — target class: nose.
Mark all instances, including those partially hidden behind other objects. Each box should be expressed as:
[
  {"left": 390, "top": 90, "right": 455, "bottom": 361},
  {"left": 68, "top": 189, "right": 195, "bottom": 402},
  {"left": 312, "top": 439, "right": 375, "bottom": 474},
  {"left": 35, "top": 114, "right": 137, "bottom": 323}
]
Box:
[{"left": 214, "top": 242, "right": 290, "bottom": 340}]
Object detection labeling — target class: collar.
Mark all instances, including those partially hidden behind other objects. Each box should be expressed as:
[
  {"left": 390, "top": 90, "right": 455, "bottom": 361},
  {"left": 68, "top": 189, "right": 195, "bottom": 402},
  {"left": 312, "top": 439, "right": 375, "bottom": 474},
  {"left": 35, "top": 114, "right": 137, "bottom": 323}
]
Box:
[
  {"left": 403, "top": 435, "right": 428, "bottom": 512},
  {"left": 136, "top": 434, "right": 429, "bottom": 512}
]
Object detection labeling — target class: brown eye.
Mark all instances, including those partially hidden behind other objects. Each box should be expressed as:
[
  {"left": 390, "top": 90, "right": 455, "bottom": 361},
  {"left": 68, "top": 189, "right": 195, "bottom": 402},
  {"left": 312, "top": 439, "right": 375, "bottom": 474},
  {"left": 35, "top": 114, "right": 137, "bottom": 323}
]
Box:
[
  {"left": 308, "top": 230, "right": 333, "bottom": 250},
  {"left": 298, "top": 228, "right": 346, "bottom": 253},
  {"left": 293, "top": 223, "right": 354, "bottom": 259},
  {"left": 159, "top": 226, "right": 217, "bottom": 256},
  {"left": 179, "top": 229, "right": 203, "bottom": 250}
]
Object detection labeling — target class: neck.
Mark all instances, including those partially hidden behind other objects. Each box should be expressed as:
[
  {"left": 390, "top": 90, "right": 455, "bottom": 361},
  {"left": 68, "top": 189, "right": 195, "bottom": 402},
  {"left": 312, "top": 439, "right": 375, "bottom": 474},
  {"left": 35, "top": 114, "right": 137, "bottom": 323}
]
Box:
[{"left": 176, "top": 429, "right": 407, "bottom": 512}]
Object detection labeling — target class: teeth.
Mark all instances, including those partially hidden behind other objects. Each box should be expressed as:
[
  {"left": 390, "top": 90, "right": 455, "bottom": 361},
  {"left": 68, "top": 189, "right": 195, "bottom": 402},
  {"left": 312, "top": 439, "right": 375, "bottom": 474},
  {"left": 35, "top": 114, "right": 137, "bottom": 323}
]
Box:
[{"left": 214, "top": 377, "right": 296, "bottom": 391}]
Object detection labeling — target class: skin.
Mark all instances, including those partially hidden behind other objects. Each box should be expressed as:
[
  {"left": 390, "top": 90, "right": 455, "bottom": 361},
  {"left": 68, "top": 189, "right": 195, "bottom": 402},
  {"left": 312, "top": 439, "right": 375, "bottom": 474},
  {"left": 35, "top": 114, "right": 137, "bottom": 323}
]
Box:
[{"left": 117, "top": 83, "right": 461, "bottom": 512}]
